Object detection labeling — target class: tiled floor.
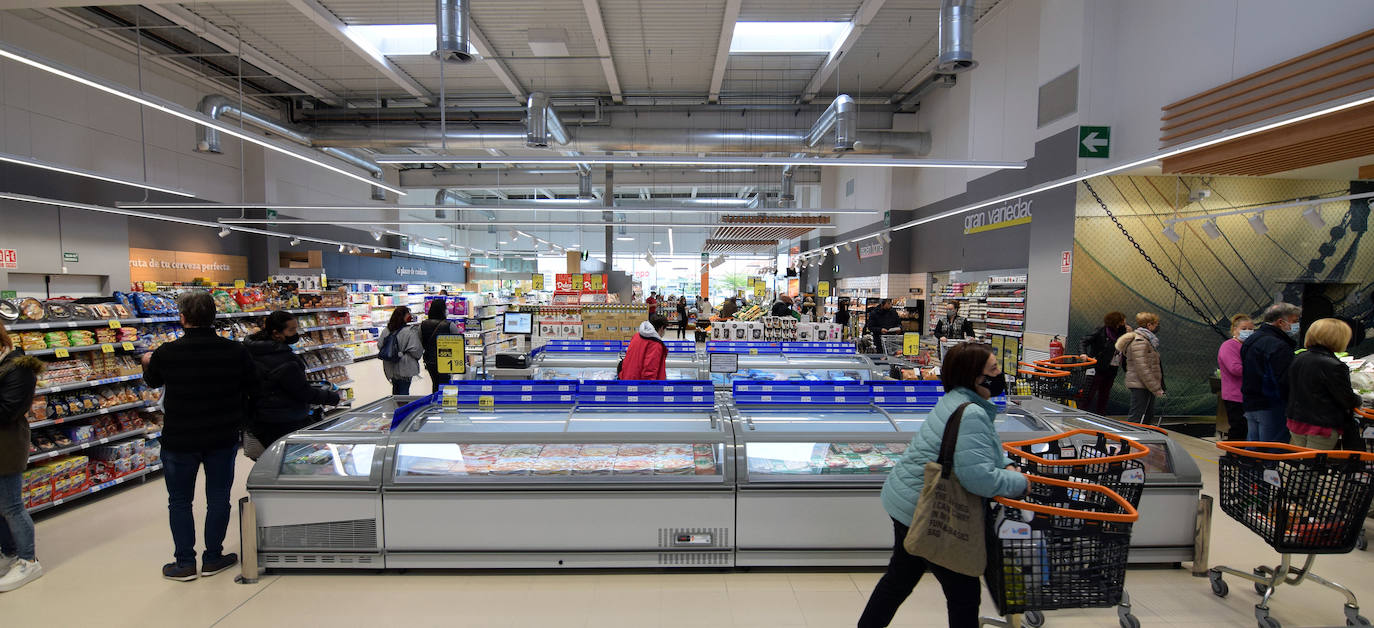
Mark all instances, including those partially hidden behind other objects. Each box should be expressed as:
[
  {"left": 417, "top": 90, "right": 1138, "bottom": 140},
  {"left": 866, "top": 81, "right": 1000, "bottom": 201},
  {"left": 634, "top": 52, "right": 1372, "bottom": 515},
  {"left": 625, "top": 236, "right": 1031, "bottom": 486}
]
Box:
[{"left": 3, "top": 364, "right": 1371, "bottom": 627}]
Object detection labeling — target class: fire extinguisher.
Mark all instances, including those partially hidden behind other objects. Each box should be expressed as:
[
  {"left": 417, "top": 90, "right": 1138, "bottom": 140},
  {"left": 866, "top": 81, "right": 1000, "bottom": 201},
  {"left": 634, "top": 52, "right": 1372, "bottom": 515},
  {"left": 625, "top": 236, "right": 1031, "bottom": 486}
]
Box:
[{"left": 1049, "top": 335, "right": 1064, "bottom": 359}]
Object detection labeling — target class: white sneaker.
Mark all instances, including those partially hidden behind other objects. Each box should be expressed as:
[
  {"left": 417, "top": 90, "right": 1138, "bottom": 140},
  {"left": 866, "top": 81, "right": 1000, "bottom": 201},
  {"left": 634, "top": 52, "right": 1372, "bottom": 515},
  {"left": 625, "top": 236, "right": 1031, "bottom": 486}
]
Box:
[
  {"left": 0, "top": 558, "right": 42, "bottom": 592},
  {"left": 0, "top": 553, "right": 14, "bottom": 576}
]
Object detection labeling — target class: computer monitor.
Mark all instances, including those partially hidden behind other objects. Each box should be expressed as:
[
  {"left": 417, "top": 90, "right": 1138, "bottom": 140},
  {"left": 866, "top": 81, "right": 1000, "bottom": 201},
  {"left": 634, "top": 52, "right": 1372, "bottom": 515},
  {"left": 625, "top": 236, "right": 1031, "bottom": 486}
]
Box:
[{"left": 502, "top": 312, "right": 533, "bottom": 334}]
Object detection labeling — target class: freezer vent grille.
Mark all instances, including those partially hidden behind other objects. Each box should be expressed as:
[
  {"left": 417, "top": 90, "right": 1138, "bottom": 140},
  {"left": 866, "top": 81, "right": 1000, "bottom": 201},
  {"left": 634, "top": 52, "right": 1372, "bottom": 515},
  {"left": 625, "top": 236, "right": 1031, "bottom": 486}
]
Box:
[
  {"left": 261, "top": 553, "right": 378, "bottom": 567},
  {"left": 258, "top": 519, "right": 377, "bottom": 550},
  {"left": 659, "top": 527, "right": 730, "bottom": 549},
  {"left": 657, "top": 552, "right": 732, "bottom": 566}
]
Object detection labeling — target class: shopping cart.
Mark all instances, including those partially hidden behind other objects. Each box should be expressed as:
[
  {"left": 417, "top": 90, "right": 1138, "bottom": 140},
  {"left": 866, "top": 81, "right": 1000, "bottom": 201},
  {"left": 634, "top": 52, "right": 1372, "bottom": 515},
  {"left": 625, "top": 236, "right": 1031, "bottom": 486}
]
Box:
[
  {"left": 1207, "top": 442, "right": 1374, "bottom": 628},
  {"left": 1032, "top": 356, "right": 1098, "bottom": 407},
  {"left": 994, "top": 430, "right": 1151, "bottom": 628},
  {"left": 1016, "top": 362, "right": 1072, "bottom": 401},
  {"left": 1355, "top": 408, "right": 1374, "bottom": 552},
  {"left": 881, "top": 334, "right": 905, "bottom": 356},
  {"left": 980, "top": 475, "right": 1140, "bottom": 628}
]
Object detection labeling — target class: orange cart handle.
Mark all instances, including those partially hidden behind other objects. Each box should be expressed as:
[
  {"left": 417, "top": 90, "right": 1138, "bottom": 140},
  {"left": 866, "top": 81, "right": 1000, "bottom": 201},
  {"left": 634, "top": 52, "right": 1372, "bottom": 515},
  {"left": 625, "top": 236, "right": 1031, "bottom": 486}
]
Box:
[
  {"left": 992, "top": 474, "right": 1139, "bottom": 523},
  {"left": 1216, "top": 441, "right": 1374, "bottom": 462},
  {"left": 1355, "top": 407, "right": 1374, "bottom": 420},
  {"left": 1034, "top": 355, "right": 1098, "bottom": 369},
  {"left": 1003, "top": 429, "right": 1150, "bottom": 464},
  {"left": 1120, "top": 421, "right": 1168, "bottom": 434},
  {"left": 1016, "top": 362, "right": 1070, "bottom": 377}
]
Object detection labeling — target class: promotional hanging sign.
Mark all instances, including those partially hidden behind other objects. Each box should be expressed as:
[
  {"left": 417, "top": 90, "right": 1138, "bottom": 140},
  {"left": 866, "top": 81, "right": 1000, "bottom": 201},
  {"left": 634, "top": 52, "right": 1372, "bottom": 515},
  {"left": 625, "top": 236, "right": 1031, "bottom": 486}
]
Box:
[{"left": 817, "top": 281, "right": 830, "bottom": 298}]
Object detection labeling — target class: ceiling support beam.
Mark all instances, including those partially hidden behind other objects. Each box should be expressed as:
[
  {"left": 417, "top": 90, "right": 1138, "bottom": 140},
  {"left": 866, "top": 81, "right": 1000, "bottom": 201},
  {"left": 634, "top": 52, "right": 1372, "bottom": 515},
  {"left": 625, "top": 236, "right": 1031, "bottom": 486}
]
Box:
[
  {"left": 144, "top": 4, "right": 340, "bottom": 105},
  {"left": 580, "top": 0, "right": 623, "bottom": 104},
  {"left": 801, "top": 0, "right": 887, "bottom": 103},
  {"left": 283, "top": 0, "right": 432, "bottom": 103},
  {"left": 707, "top": 0, "right": 742, "bottom": 104},
  {"left": 465, "top": 21, "right": 526, "bottom": 103}
]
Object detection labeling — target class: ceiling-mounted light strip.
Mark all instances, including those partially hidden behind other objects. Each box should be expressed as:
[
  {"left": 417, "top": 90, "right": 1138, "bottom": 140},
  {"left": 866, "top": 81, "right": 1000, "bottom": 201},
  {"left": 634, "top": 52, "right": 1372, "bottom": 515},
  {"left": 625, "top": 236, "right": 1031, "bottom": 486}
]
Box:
[
  {"left": 0, "top": 151, "right": 195, "bottom": 197},
  {"left": 115, "top": 202, "right": 879, "bottom": 216},
  {"left": 800, "top": 88, "right": 1374, "bottom": 257},
  {"left": 215, "top": 219, "right": 837, "bottom": 229},
  {"left": 0, "top": 41, "right": 405, "bottom": 196},
  {"left": 374, "top": 154, "right": 1026, "bottom": 170}
]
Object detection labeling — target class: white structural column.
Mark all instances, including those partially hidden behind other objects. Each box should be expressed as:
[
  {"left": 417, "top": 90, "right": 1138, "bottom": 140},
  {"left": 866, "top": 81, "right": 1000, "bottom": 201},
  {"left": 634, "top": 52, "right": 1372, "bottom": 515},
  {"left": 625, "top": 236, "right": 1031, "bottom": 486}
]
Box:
[
  {"left": 465, "top": 21, "right": 527, "bottom": 103},
  {"left": 801, "top": 0, "right": 887, "bottom": 103},
  {"left": 284, "top": 0, "right": 432, "bottom": 103},
  {"left": 147, "top": 4, "right": 341, "bottom": 105},
  {"left": 707, "top": 0, "right": 742, "bottom": 104},
  {"left": 580, "top": 0, "right": 624, "bottom": 104}
]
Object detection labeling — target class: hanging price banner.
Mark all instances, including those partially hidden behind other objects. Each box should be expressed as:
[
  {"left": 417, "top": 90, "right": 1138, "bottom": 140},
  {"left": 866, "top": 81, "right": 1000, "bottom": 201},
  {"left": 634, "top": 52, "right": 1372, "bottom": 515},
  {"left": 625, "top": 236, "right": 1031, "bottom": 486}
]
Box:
[
  {"left": 817, "top": 281, "right": 830, "bottom": 298},
  {"left": 532, "top": 273, "right": 545, "bottom": 290},
  {"left": 903, "top": 333, "right": 921, "bottom": 356},
  {"left": 571, "top": 274, "right": 584, "bottom": 292},
  {"left": 435, "top": 335, "right": 466, "bottom": 375}
]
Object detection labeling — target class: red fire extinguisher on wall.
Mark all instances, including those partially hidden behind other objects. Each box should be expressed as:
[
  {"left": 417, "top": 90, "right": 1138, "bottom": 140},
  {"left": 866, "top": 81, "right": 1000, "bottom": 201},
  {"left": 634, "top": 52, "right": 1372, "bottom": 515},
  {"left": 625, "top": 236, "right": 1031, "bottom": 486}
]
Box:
[{"left": 1048, "top": 335, "right": 1064, "bottom": 359}]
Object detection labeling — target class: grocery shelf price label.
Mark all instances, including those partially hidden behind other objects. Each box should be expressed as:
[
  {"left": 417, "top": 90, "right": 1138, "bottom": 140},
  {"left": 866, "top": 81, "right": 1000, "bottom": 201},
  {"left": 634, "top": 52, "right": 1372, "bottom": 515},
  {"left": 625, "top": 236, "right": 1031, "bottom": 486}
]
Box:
[
  {"left": 108, "top": 320, "right": 121, "bottom": 329},
  {"left": 903, "top": 333, "right": 921, "bottom": 356},
  {"left": 100, "top": 344, "right": 114, "bottom": 354},
  {"left": 234, "top": 279, "right": 246, "bottom": 289},
  {"left": 54, "top": 348, "right": 69, "bottom": 359},
  {"left": 477, "top": 395, "right": 494, "bottom": 409},
  {"left": 121, "top": 342, "right": 135, "bottom": 351}
]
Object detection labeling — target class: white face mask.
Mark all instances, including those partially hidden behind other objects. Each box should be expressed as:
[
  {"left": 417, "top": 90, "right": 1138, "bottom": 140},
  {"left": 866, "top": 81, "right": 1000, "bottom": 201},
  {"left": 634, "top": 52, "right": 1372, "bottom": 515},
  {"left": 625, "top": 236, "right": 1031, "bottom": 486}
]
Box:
[{"left": 1237, "top": 329, "right": 1254, "bottom": 341}]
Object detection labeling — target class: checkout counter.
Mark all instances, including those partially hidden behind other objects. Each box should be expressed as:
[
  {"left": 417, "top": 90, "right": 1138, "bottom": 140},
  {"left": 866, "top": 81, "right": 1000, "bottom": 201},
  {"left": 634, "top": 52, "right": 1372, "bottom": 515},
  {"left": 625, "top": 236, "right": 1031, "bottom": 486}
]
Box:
[{"left": 244, "top": 381, "right": 1203, "bottom": 571}]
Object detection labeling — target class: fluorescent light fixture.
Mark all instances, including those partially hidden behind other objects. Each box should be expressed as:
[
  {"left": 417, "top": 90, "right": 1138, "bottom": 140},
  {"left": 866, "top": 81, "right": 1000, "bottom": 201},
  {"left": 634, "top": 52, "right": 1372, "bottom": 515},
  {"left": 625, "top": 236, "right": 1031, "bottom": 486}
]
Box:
[
  {"left": 1162, "top": 224, "right": 1181, "bottom": 243},
  {"left": 375, "top": 154, "right": 1023, "bottom": 170},
  {"left": 699, "top": 168, "right": 756, "bottom": 173},
  {"left": 652, "top": 241, "right": 662, "bottom": 245},
  {"left": 498, "top": 240, "right": 509, "bottom": 244},
  {"left": 437, "top": 236, "right": 448, "bottom": 241},
  {"left": 0, "top": 41, "right": 405, "bottom": 196},
  {"left": 616, "top": 236, "right": 635, "bottom": 241},
  {"left": 804, "top": 88, "right": 1374, "bottom": 258},
  {"left": 342, "top": 24, "right": 473, "bottom": 57},
  {"left": 468, "top": 264, "right": 490, "bottom": 269},
  {"left": 729, "top": 21, "right": 850, "bottom": 54},
  {"left": 1200, "top": 220, "right": 1222, "bottom": 240},
  {"left": 1302, "top": 206, "right": 1325, "bottom": 229},
  {"left": 668, "top": 228, "right": 675, "bottom": 255},
  {"left": 116, "top": 202, "right": 877, "bottom": 215},
  {"left": 217, "top": 219, "right": 830, "bottom": 230},
  {"left": 0, "top": 151, "right": 195, "bottom": 197},
  {"left": 1248, "top": 214, "right": 1268, "bottom": 236}
]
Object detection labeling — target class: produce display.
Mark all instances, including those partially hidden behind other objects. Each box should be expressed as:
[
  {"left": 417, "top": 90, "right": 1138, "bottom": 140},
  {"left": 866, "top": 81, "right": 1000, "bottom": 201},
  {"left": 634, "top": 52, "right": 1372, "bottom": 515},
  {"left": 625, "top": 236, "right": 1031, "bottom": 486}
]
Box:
[
  {"left": 745, "top": 442, "right": 909, "bottom": 475},
  {"left": 378, "top": 443, "right": 722, "bottom": 478}
]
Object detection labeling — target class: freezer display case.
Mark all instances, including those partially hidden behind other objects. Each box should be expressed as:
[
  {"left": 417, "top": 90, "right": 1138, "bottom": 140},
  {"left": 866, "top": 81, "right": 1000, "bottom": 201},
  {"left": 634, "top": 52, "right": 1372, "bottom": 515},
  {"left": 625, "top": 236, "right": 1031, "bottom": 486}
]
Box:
[
  {"left": 529, "top": 343, "right": 703, "bottom": 380},
  {"left": 707, "top": 352, "right": 884, "bottom": 387},
  {"left": 248, "top": 381, "right": 737, "bottom": 570},
  {"left": 727, "top": 381, "right": 1053, "bottom": 567}
]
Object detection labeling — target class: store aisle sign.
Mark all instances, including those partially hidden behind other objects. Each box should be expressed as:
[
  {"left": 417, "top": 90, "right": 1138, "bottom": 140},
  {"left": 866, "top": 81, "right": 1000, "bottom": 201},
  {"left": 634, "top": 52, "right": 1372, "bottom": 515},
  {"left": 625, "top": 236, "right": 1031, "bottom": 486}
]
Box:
[
  {"left": 965, "top": 199, "right": 1033, "bottom": 234},
  {"left": 435, "top": 335, "right": 465, "bottom": 375},
  {"left": 0, "top": 249, "right": 16, "bottom": 269},
  {"left": 1061, "top": 250, "right": 1073, "bottom": 273},
  {"left": 128, "top": 248, "right": 247, "bottom": 284}
]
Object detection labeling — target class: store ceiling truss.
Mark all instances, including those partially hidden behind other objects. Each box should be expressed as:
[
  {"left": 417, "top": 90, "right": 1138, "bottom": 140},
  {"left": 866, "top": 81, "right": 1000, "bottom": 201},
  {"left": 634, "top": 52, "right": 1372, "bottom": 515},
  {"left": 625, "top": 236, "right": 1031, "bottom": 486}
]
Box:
[{"left": 702, "top": 238, "right": 780, "bottom": 253}]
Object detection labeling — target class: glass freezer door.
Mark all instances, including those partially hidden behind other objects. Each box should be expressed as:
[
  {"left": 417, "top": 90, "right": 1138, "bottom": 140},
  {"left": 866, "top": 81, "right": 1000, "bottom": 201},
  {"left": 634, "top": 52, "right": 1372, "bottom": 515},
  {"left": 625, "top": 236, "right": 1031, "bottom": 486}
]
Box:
[{"left": 392, "top": 441, "right": 726, "bottom": 481}]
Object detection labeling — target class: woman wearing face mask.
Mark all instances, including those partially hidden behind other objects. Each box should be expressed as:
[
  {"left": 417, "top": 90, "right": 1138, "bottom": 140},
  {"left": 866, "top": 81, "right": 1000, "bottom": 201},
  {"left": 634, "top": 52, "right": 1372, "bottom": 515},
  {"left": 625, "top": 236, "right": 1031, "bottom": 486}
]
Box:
[
  {"left": 1217, "top": 314, "right": 1254, "bottom": 440},
  {"left": 1078, "top": 311, "right": 1129, "bottom": 415},
  {"left": 244, "top": 311, "right": 341, "bottom": 449},
  {"left": 1116, "top": 312, "right": 1165, "bottom": 425}
]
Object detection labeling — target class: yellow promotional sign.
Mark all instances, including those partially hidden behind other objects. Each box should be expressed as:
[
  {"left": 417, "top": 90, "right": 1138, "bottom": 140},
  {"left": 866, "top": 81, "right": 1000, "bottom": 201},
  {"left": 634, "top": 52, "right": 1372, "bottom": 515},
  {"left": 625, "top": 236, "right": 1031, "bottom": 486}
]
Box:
[
  {"left": 753, "top": 278, "right": 765, "bottom": 299},
  {"left": 514, "top": 286, "right": 524, "bottom": 298},
  {"left": 233, "top": 279, "right": 246, "bottom": 289},
  {"left": 108, "top": 320, "right": 121, "bottom": 329},
  {"left": 531, "top": 273, "right": 545, "bottom": 290},
  {"left": 571, "top": 273, "right": 584, "bottom": 292},
  {"left": 902, "top": 333, "right": 921, "bottom": 356},
  {"left": 54, "top": 348, "right": 69, "bottom": 359},
  {"left": 478, "top": 395, "right": 495, "bottom": 410},
  {"left": 121, "top": 341, "right": 135, "bottom": 351},
  {"left": 435, "top": 335, "right": 466, "bottom": 375},
  {"left": 589, "top": 274, "right": 604, "bottom": 292},
  {"left": 817, "top": 281, "right": 830, "bottom": 298},
  {"left": 100, "top": 344, "right": 115, "bottom": 354},
  {"left": 441, "top": 388, "right": 458, "bottom": 408}
]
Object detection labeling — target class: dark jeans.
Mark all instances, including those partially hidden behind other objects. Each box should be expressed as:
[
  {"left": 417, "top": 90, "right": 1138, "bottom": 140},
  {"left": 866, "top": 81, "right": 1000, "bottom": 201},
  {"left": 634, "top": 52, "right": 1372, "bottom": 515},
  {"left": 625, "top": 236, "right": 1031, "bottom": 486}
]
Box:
[
  {"left": 1224, "top": 400, "right": 1248, "bottom": 440},
  {"left": 162, "top": 443, "right": 236, "bottom": 566},
  {"left": 1245, "top": 406, "right": 1289, "bottom": 443},
  {"left": 677, "top": 320, "right": 688, "bottom": 339},
  {"left": 858, "top": 518, "right": 981, "bottom": 628},
  {"left": 426, "top": 365, "right": 449, "bottom": 393},
  {"left": 1128, "top": 388, "right": 1159, "bottom": 425},
  {"left": 391, "top": 377, "right": 412, "bottom": 395},
  {"left": 1081, "top": 366, "right": 1117, "bottom": 415},
  {"left": 0, "top": 472, "right": 36, "bottom": 560}
]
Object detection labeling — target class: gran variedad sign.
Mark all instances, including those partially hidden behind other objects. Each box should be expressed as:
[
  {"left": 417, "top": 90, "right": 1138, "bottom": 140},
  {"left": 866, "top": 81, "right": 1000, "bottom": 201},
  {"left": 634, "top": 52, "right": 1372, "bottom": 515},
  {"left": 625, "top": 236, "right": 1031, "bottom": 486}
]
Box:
[{"left": 964, "top": 198, "right": 1032, "bottom": 234}]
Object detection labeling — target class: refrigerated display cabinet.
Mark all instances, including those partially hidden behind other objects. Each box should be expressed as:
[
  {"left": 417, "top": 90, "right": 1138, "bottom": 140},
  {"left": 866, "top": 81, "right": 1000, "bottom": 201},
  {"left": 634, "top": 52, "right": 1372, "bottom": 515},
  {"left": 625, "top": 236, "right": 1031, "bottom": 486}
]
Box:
[
  {"left": 528, "top": 343, "right": 704, "bottom": 380},
  {"left": 707, "top": 353, "right": 885, "bottom": 387},
  {"left": 248, "top": 381, "right": 736, "bottom": 570}
]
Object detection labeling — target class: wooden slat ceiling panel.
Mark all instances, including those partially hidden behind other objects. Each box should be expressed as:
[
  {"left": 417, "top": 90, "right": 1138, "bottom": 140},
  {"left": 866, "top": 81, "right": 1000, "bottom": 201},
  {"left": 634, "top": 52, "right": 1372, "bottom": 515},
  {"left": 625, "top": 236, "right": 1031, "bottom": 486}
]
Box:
[
  {"left": 702, "top": 239, "right": 780, "bottom": 253},
  {"left": 1161, "top": 101, "right": 1374, "bottom": 176}
]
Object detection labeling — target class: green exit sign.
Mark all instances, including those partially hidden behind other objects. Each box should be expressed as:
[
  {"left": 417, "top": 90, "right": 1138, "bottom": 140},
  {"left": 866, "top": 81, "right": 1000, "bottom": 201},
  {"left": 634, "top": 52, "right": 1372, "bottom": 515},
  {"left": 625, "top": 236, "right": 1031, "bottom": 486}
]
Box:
[
  {"left": 0, "top": 290, "right": 15, "bottom": 299},
  {"left": 63, "top": 252, "right": 78, "bottom": 263},
  {"left": 1078, "top": 126, "right": 1111, "bottom": 158}
]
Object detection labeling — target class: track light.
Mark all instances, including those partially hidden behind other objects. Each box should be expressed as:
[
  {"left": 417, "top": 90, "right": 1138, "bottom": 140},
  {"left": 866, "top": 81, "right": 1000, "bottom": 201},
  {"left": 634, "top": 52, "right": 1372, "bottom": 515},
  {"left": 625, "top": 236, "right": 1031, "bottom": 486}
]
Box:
[
  {"left": 1201, "top": 219, "right": 1221, "bottom": 239},
  {"left": 371, "top": 230, "right": 382, "bottom": 241},
  {"left": 1247, "top": 214, "right": 1268, "bottom": 236},
  {"left": 1162, "top": 224, "right": 1181, "bottom": 243},
  {"left": 844, "top": 243, "right": 853, "bottom": 251},
  {"left": 372, "top": 247, "right": 380, "bottom": 253},
  {"left": 218, "top": 227, "right": 230, "bottom": 238},
  {"left": 880, "top": 232, "right": 892, "bottom": 244},
  {"left": 1302, "top": 207, "right": 1325, "bottom": 229},
  {"left": 339, "top": 244, "right": 346, "bottom": 252}
]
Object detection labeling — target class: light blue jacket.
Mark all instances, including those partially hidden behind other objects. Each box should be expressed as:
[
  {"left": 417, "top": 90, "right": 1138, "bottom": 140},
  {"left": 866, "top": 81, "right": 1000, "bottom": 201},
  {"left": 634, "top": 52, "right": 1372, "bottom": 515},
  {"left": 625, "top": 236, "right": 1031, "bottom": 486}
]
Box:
[{"left": 880, "top": 387, "right": 1028, "bottom": 526}]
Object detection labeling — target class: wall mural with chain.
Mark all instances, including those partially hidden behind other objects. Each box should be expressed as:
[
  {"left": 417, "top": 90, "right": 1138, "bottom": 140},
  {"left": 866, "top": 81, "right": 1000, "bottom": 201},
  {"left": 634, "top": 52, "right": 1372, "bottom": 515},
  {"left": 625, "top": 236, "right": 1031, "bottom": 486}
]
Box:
[{"left": 1068, "top": 175, "right": 1373, "bottom": 417}]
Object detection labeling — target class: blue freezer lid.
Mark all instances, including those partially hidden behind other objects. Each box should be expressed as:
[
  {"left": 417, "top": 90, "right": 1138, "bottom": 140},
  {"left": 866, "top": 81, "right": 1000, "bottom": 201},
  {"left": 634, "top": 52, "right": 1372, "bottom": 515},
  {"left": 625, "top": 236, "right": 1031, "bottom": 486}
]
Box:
[
  {"left": 707, "top": 341, "right": 781, "bottom": 354},
  {"left": 779, "top": 342, "right": 857, "bottom": 355},
  {"left": 576, "top": 380, "right": 714, "bottom": 408},
  {"left": 732, "top": 380, "right": 873, "bottom": 405}
]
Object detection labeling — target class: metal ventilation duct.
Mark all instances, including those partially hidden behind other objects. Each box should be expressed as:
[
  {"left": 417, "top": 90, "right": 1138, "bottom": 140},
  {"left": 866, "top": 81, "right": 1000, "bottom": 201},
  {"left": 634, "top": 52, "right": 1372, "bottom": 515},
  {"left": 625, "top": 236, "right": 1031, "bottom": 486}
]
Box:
[
  {"left": 806, "top": 95, "right": 858, "bottom": 151},
  {"left": 526, "top": 91, "right": 570, "bottom": 147},
  {"left": 577, "top": 172, "right": 594, "bottom": 199},
  {"left": 434, "top": 0, "right": 475, "bottom": 63},
  {"left": 778, "top": 170, "right": 796, "bottom": 208},
  {"left": 937, "top": 0, "right": 978, "bottom": 73}
]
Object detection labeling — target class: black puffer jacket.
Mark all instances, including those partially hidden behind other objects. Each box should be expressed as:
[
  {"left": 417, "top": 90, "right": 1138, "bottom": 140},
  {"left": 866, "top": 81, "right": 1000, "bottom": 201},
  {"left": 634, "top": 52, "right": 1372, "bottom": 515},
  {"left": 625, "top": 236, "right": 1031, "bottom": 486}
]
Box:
[
  {"left": 1286, "top": 346, "right": 1361, "bottom": 431},
  {"left": 0, "top": 351, "right": 44, "bottom": 475},
  {"left": 244, "top": 338, "right": 340, "bottom": 425}
]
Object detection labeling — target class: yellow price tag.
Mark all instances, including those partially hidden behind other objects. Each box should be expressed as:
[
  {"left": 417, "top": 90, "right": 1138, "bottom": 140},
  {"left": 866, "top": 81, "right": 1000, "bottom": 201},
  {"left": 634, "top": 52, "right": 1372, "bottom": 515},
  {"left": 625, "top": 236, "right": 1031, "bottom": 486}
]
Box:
[
  {"left": 749, "top": 348, "right": 758, "bottom": 355},
  {"left": 590, "top": 274, "right": 603, "bottom": 291},
  {"left": 531, "top": 273, "right": 544, "bottom": 290},
  {"left": 54, "top": 348, "right": 69, "bottom": 359},
  {"left": 100, "top": 344, "right": 115, "bottom": 354},
  {"left": 571, "top": 274, "right": 584, "bottom": 292},
  {"left": 817, "top": 281, "right": 830, "bottom": 298},
  {"left": 435, "top": 335, "right": 466, "bottom": 375},
  {"left": 121, "top": 341, "right": 135, "bottom": 351},
  {"left": 234, "top": 279, "right": 245, "bottom": 289},
  {"left": 478, "top": 395, "right": 495, "bottom": 410},
  {"left": 441, "top": 394, "right": 457, "bottom": 409},
  {"left": 107, "top": 319, "right": 121, "bottom": 329},
  {"left": 142, "top": 281, "right": 158, "bottom": 292},
  {"left": 902, "top": 333, "right": 921, "bottom": 356}
]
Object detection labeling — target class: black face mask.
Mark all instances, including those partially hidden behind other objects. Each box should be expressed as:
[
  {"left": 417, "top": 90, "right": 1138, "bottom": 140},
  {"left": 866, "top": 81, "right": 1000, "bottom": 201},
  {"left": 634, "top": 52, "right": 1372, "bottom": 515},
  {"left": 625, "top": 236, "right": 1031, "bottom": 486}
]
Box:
[
  {"left": 982, "top": 375, "right": 1007, "bottom": 398},
  {"left": 283, "top": 333, "right": 301, "bottom": 345}
]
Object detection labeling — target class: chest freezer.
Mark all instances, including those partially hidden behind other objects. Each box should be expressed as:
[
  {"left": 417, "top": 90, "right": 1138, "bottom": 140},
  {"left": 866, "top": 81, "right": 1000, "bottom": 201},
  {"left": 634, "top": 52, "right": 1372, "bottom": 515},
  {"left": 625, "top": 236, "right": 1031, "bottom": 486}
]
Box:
[
  {"left": 707, "top": 352, "right": 885, "bottom": 388},
  {"left": 529, "top": 344, "right": 704, "bottom": 380}
]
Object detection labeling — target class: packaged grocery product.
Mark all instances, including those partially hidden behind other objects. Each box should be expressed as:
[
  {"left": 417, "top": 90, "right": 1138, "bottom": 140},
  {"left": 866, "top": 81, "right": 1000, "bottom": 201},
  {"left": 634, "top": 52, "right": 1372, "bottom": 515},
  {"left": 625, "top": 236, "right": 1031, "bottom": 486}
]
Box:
[
  {"left": 18, "top": 298, "right": 45, "bottom": 321},
  {"left": 613, "top": 457, "right": 655, "bottom": 475}
]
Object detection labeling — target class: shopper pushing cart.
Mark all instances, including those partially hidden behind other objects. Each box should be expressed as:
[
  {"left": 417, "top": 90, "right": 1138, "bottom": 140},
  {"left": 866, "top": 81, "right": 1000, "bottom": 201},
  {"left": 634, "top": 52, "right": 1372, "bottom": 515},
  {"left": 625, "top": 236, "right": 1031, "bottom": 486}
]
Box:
[{"left": 1206, "top": 441, "right": 1374, "bottom": 628}]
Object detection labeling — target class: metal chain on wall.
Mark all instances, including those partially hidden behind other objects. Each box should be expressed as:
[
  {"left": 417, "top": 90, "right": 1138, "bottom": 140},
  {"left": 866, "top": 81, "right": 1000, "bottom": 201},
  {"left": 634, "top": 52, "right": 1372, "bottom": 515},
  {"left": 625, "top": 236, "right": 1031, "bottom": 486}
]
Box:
[{"left": 1082, "top": 180, "right": 1228, "bottom": 340}]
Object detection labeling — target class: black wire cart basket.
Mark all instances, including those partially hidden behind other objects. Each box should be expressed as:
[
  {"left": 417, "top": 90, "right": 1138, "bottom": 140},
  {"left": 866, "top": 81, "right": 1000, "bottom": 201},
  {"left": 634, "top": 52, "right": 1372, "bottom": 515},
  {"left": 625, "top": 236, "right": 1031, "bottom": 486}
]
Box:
[
  {"left": 980, "top": 475, "right": 1139, "bottom": 628},
  {"left": 1016, "top": 362, "right": 1072, "bottom": 401},
  {"left": 1207, "top": 442, "right": 1374, "bottom": 628},
  {"left": 1031, "top": 356, "right": 1098, "bottom": 407},
  {"left": 1358, "top": 408, "right": 1374, "bottom": 552},
  {"left": 985, "top": 430, "right": 1150, "bottom": 628}
]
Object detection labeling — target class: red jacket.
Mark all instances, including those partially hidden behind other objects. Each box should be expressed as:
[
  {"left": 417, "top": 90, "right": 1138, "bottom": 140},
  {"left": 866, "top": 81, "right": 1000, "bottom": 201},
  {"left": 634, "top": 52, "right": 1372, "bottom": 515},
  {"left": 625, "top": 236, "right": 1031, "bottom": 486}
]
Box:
[{"left": 620, "top": 325, "right": 668, "bottom": 380}]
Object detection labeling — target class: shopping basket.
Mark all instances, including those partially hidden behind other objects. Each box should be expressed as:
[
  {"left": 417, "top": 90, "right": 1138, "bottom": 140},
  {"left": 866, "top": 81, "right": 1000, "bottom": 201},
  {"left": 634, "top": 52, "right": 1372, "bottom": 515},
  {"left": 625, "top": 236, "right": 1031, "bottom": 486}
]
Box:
[
  {"left": 1016, "top": 362, "right": 1072, "bottom": 402},
  {"left": 1207, "top": 442, "right": 1374, "bottom": 628},
  {"left": 1032, "top": 356, "right": 1097, "bottom": 405},
  {"left": 1003, "top": 430, "right": 1149, "bottom": 509},
  {"left": 982, "top": 475, "right": 1138, "bottom": 627}
]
